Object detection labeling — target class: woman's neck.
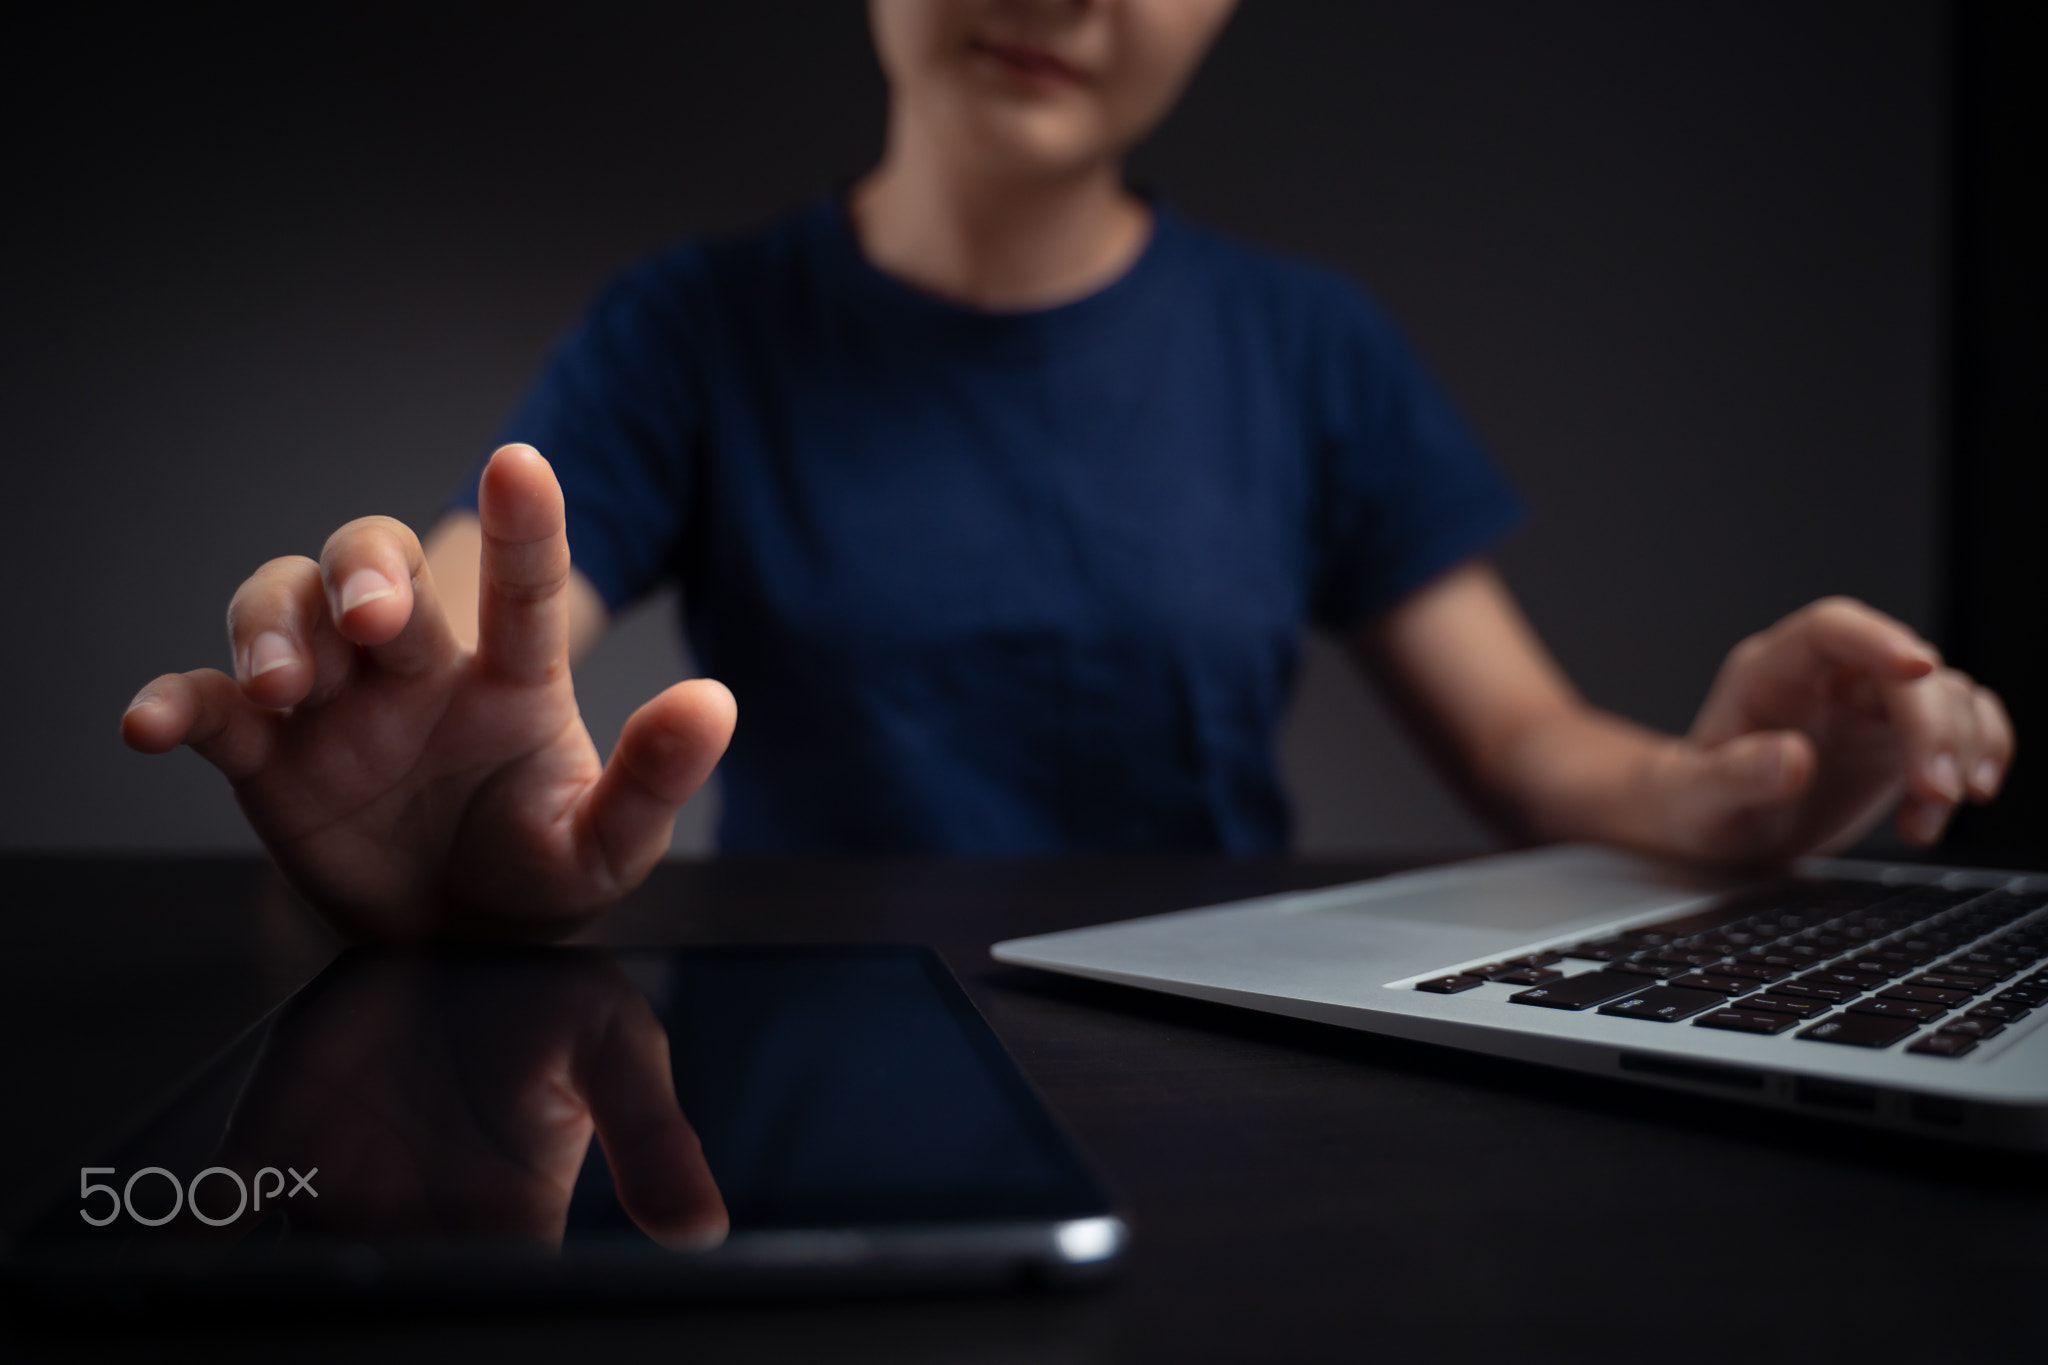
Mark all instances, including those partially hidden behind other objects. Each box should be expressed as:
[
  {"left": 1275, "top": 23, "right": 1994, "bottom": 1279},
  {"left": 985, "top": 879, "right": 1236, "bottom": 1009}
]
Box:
[{"left": 848, "top": 117, "right": 1150, "bottom": 311}]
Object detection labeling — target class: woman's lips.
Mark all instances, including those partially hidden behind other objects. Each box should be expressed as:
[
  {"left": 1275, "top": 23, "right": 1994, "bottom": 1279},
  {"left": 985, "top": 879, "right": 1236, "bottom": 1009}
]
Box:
[{"left": 970, "top": 37, "right": 1085, "bottom": 86}]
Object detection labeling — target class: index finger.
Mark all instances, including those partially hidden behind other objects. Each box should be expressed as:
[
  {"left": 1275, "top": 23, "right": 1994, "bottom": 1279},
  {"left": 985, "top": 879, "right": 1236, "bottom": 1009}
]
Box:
[{"left": 475, "top": 444, "right": 572, "bottom": 685}]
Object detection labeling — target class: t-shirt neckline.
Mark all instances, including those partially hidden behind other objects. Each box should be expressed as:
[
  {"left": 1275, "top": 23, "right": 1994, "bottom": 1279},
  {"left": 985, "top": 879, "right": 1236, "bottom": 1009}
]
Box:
[{"left": 812, "top": 193, "right": 1180, "bottom": 358}]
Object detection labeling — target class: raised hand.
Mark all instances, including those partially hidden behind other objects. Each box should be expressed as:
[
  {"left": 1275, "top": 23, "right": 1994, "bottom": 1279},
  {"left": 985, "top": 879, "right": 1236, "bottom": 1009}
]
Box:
[
  {"left": 1664, "top": 597, "right": 2013, "bottom": 860},
  {"left": 121, "top": 445, "right": 734, "bottom": 940}
]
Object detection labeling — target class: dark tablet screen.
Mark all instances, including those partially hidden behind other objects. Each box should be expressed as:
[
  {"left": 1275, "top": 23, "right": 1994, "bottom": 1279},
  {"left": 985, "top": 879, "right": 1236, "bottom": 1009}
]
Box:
[{"left": 7, "top": 945, "right": 1116, "bottom": 1301}]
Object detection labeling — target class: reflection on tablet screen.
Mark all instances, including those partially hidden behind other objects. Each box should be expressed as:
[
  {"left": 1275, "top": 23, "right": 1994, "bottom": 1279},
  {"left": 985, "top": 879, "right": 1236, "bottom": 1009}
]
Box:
[{"left": 6, "top": 945, "right": 1123, "bottom": 1304}]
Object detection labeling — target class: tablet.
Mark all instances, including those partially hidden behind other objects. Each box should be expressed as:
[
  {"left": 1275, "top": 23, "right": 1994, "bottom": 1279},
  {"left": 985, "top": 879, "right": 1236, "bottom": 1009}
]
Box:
[{"left": 3, "top": 944, "right": 1125, "bottom": 1307}]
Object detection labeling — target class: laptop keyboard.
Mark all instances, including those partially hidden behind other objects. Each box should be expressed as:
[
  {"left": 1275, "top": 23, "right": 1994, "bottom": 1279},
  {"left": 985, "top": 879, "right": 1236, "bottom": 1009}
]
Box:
[{"left": 1413, "top": 879, "right": 2048, "bottom": 1058}]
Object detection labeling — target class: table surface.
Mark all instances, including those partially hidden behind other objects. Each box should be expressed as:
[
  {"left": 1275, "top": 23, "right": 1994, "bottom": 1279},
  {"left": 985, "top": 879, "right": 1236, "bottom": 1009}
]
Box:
[{"left": 4, "top": 855, "right": 2046, "bottom": 1364}]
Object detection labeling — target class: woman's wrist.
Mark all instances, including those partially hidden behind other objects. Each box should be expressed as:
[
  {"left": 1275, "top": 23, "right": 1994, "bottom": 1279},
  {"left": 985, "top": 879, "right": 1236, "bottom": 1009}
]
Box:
[{"left": 1494, "top": 706, "right": 1690, "bottom": 856}]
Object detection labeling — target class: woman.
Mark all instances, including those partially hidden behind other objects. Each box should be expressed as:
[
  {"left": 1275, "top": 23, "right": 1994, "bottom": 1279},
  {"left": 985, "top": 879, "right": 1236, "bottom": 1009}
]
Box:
[{"left": 122, "top": 0, "right": 2011, "bottom": 940}]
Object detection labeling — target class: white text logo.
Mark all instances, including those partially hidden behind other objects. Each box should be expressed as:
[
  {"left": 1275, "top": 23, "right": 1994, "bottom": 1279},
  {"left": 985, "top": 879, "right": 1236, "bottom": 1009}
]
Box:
[{"left": 79, "top": 1165, "right": 318, "bottom": 1227}]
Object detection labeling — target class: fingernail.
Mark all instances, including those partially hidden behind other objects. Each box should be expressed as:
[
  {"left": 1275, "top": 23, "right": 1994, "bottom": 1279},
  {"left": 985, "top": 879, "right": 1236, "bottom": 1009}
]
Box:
[
  {"left": 655, "top": 1221, "right": 730, "bottom": 1253},
  {"left": 1929, "top": 752, "right": 1962, "bottom": 802},
  {"left": 1973, "top": 759, "right": 2000, "bottom": 796},
  {"left": 339, "top": 569, "right": 396, "bottom": 615},
  {"left": 248, "top": 631, "right": 299, "bottom": 679},
  {"left": 123, "top": 687, "right": 159, "bottom": 715}
]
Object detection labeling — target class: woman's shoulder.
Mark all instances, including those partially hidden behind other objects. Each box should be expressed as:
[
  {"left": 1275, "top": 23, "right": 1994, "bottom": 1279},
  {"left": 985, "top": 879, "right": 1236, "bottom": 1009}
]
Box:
[
  {"left": 1158, "top": 210, "right": 1413, "bottom": 374},
  {"left": 1162, "top": 211, "right": 1399, "bottom": 338}
]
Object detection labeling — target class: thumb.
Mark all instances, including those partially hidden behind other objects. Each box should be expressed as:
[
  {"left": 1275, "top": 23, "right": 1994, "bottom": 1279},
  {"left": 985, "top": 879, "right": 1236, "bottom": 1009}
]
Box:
[
  {"left": 581, "top": 989, "right": 729, "bottom": 1251},
  {"left": 1661, "top": 730, "right": 1815, "bottom": 859},
  {"left": 577, "top": 678, "right": 737, "bottom": 894}
]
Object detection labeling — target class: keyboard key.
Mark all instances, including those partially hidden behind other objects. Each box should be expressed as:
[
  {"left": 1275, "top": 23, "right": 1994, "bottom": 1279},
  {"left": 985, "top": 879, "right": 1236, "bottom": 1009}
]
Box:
[
  {"left": 1643, "top": 949, "right": 1729, "bottom": 969},
  {"left": 1939, "top": 1018, "right": 2004, "bottom": 1040},
  {"left": 1668, "top": 973, "right": 1754, "bottom": 995},
  {"left": 1838, "top": 958, "right": 1904, "bottom": 980},
  {"left": 1493, "top": 966, "right": 1566, "bottom": 986},
  {"left": 1997, "top": 986, "right": 2048, "bottom": 1007},
  {"left": 1848, "top": 997, "right": 1947, "bottom": 1023},
  {"left": 1966, "top": 1001, "right": 2030, "bottom": 1023},
  {"left": 1803, "top": 969, "right": 1872, "bottom": 991},
  {"left": 1695, "top": 1008, "right": 1800, "bottom": 1035},
  {"left": 1908, "top": 1033, "right": 1979, "bottom": 1057},
  {"left": 1777, "top": 978, "right": 1864, "bottom": 1004},
  {"left": 1938, "top": 961, "right": 2015, "bottom": 983},
  {"left": 1716, "top": 961, "right": 1791, "bottom": 983},
  {"left": 1416, "top": 975, "right": 1485, "bottom": 994},
  {"left": 1951, "top": 950, "right": 2025, "bottom": 970},
  {"left": 1878, "top": 985, "right": 1970, "bottom": 1008},
  {"left": 1736, "top": 992, "right": 1829, "bottom": 1019},
  {"left": 1563, "top": 941, "right": 1636, "bottom": 962},
  {"left": 1798, "top": 1013, "right": 1919, "bottom": 1048},
  {"left": 1511, "top": 971, "right": 1657, "bottom": 1010},
  {"left": 1908, "top": 973, "right": 1991, "bottom": 995},
  {"left": 1509, "top": 951, "right": 1563, "bottom": 968},
  {"left": 1598, "top": 985, "right": 1725, "bottom": 1021},
  {"left": 1610, "top": 960, "right": 1695, "bottom": 980}
]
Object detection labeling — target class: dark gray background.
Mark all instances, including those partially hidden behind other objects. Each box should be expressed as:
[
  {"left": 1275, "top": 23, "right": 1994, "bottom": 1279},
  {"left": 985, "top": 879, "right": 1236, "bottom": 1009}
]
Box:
[{"left": 2, "top": 0, "right": 1944, "bottom": 856}]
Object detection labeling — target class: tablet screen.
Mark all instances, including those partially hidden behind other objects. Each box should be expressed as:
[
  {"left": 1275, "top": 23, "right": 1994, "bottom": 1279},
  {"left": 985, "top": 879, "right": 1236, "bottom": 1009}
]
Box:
[{"left": 7, "top": 945, "right": 1119, "bottom": 1302}]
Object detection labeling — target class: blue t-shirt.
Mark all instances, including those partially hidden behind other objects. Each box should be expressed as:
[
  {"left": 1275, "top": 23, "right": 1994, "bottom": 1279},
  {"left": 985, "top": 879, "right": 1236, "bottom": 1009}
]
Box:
[{"left": 461, "top": 200, "right": 1521, "bottom": 854}]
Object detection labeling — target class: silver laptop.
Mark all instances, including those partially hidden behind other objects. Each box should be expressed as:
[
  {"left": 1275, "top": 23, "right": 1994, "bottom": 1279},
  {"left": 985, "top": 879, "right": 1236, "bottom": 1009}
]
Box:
[{"left": 992, "top": 845, "right": 2048, "bottom": 1148}]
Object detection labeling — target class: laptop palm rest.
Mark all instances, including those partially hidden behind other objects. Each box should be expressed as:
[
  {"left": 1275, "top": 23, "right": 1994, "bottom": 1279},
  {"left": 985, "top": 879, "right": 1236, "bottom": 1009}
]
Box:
[
  {"left": 995, "top": 847, "right": 1739, "bottom": 996},
  {"left": 1319, "top": 848, "right": 1732, "bottom": 934}
]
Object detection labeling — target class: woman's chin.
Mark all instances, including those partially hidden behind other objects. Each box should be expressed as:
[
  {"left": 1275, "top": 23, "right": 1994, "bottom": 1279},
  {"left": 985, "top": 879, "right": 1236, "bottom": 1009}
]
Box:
[{"left": 951, "top": 105, "right": 1122, "bottom": 182}]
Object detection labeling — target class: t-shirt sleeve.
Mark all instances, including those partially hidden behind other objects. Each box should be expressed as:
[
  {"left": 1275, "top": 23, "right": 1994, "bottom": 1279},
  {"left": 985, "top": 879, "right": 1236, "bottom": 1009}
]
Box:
[
  {"left": 448, "top": 258, "right": 701, "bottom": 612},
  {"left": 1307, "top": 282, "right": 1525, "bottom": 630}
]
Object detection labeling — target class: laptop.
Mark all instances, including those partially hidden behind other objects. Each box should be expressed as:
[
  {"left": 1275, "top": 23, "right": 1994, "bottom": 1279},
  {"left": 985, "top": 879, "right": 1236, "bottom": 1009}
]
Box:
[{"left": 991, "top": 845, "right": 2048, "bottom": 1148}]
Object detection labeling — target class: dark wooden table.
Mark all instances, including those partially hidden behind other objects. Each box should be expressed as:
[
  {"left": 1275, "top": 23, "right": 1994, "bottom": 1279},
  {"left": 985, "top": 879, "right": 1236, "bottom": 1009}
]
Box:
[{"left": 4, "top": 856, "right": 2046, "bottom": 1363}]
